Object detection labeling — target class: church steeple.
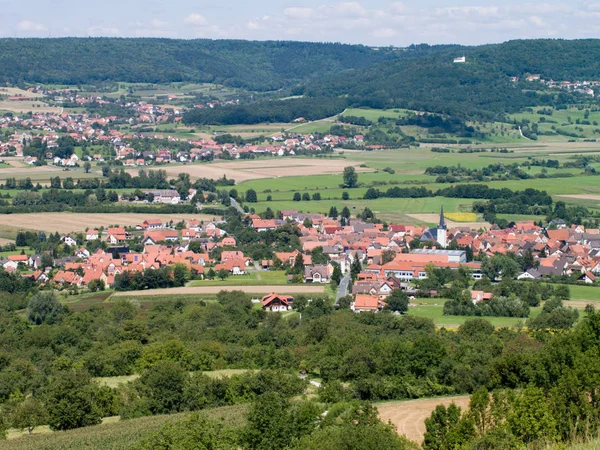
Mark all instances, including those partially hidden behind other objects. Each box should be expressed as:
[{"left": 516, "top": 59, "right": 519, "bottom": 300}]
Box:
[
  {"left": 436, "top": 206, "right": 447, "bottom": 248},
  {"left": 438, "top": 205, "right": 446, "bottom": 230}
]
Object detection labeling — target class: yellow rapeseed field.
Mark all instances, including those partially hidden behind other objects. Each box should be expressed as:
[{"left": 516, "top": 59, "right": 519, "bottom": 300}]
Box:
[{"left": 445, "top": 212, "right": 477, "bottom": 222}]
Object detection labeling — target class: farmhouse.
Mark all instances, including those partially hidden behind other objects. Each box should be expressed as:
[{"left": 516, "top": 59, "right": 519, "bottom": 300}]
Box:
[
  {"left": 107, "top": 227, "right": 127, "bottom": 244},
  {"left": 142, "top": 189, "right": 181, "bottom": 204},
  {"left": 304, "top": 264, "right": 332, "bottom": 283},
  {"left": 261, "top": 293, "right": 294, "bottom": 312},
  {"left": 351, "top": 294, "right": 385, "bottom": 313}
]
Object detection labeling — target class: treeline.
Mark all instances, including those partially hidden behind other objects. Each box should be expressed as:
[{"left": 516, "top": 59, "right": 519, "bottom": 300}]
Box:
[
  {"left": 425, "top": 161, "right": 575, "bottom": 183},
  {"left": 423, "top": 311, "right": 600, "bottom": 449},
  {"left": 364, "top": 184, "right": 553, "bottom": 214},
  {"left": 114, "top": 266, "right": 190, "bottom": 291},
  {"left": 0, "top": 38, "right": 397, "bottom": 91},
  {"left": 183, "top": 97, "right": 348, "bottom": 125}
]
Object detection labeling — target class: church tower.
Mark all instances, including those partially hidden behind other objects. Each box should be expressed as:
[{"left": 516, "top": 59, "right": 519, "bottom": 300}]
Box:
[{"left": 437, "top": 206, "right": 447, "bottom": 248}]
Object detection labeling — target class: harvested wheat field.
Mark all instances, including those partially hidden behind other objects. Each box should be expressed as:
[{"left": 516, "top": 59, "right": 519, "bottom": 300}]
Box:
[
  {"left": 128, "top": 159, "right": 369, "bottom": 182},
  {"left": 407, "top": 214, "right": 491, "bottom": 230},
  {"left": 112, "top": 285, "right": 326, "bottom": 297},
  {"left": 0, "top": 100, "right": 60, "bottom": 114},
  {"left": 0, "top": 213, "right": 219, "bottom": 234},
  {"left": 378, "top": 395, "right": 470, "bottom": 444},
  {"left": 558, "top": 194, "right": 600, "bottom": 201}
]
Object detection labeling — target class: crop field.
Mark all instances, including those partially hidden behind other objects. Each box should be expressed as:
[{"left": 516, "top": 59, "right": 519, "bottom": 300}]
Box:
[
  {"left": 0, "top": 405, "right": 247, "bottom": 450},
  {"left": 407, "top": 213, "right": 490, "bottom": 229},
  {"left": 377, "top": 395, "right": 471, "bottom": 443},
  {"left": 0, "top": 212, "right": 219, "bottom": 234},
  {"left": 256, "top": 197, "right": 476, "bottom": 225},
  {"left": 226, "top": 141, "right": 600, "bottom": 219},
  {"left": 127, "top": 158, "right": 369, "bottom": 183}
]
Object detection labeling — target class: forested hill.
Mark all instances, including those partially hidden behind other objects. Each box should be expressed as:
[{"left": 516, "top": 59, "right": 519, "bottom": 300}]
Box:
[
  {"left": 305, "top": 39, "right": 600, "bottom": 118},
  {"left": 0, "top": 38, "right": 403, "bottom": 90}
]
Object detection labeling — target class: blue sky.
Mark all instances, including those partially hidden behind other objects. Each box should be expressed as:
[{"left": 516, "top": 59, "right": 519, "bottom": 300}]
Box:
[{"left": 2, "top": 0, "right": 599, "bottom": 46}]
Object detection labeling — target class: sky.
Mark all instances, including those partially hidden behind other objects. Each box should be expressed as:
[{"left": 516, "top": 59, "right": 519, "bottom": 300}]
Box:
[{"left": 2, "top": 0, "right": 600, "bottom": 46}]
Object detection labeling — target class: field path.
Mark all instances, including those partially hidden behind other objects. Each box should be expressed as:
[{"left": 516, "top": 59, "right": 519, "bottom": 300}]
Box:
[
  {"left": 377, "top": 395, "right": 470, "bottom": 444},
  {"left": 112, "top": 285, "right": 326, "bottom": 297}
]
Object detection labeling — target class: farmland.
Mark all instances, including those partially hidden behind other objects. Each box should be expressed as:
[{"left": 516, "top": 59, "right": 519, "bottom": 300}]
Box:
[
  {"left": 126, "top": 157, "right": 369, "bottom": 183},
  {"left": 0, "top": 212, "right": 220, "bottom": 234},
  {"left": 230, "top": 139, "right": 600, "bottom": 222},
  {"left": 0, "top": 405, "right": 247, "bottom": 450},
  {"left": 377, "top": 396, "right": 471, "bottom": 443}
]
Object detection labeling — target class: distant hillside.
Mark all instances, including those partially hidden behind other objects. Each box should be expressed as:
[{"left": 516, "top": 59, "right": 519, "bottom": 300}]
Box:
[
  {"left": 0, "top": 38, "right": 401, "bottom": 91},
  {"left": 305, "top": 39, "right": 600, "bottom": 119},
  {"left": 4, "top": 38, "right": 600, "bottom": 121}
]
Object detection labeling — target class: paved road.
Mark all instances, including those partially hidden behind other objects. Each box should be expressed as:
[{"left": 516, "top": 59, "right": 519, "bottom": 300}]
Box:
[
  {"left": 335, "top": 273, "right": 351, "bottom": 306},
  {"left": 230, "top": 197, "right": 244, "bottom": 214}
]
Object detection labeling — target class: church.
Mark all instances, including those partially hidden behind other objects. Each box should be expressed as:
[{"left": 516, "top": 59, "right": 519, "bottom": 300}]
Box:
[{"left": 419, "top": 206, "right": 447, "bottom": 248}]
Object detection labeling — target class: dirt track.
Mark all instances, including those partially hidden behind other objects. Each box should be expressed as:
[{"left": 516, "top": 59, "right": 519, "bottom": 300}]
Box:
[
  {"left": 112, "top": 285, "right": 326, "bottom": 297},
  {"left": 378, "top": 395, "right": 470, "bottom": 444},
  {"left": 0, "top": 213, "right": 220, "bottom": 234}
]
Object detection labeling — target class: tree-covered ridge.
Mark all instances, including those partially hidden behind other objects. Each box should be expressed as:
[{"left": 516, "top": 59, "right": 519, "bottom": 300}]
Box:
[
  {"left": 306, "top": 39, "right": 600, "bottom": 118},
  {"left": 0, "top": 38, "right": 398, "bottom": 90}
]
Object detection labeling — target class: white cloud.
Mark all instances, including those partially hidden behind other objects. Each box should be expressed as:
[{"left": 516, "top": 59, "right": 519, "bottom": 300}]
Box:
[
  {"left": 17, "top": 20, "right": 46, "bottom": 32},
  {"left": 87, "top": 26, "right": 120, "bottom": 36},
  {"left": 390, "top": 2, "right": 408, "bottom": 14},
  {"left": 184, "top": 13, "right": 208, "bottom": 26},
  {"left": 435, "top": 6, "right": 500, "bottom": 19},
  {"left": 150, "top": 18, "right": 168, "bottom": 28},
  {"left": 247, "top": 20, "right": 261, "bottom": 30},
  {"left": 528, "top": 15, "right": 544, "bottom": 26},
  {"left": 284, "top": 7, "right": 314, "bottom": 19},
  {"left": 371, "top": 28, "right": 397, "bottom": 38},
  {"left": 335, "top": 2, "right": 368, "bottom": 17}
]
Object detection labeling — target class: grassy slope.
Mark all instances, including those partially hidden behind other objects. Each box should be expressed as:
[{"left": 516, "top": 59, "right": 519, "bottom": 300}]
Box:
[{"left": 0, "top": 405, "right": 247, "bottom": 450}]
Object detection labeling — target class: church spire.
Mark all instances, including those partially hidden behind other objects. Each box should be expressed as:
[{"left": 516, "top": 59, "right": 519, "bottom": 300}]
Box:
[{"left": 438, "top": 205, "right": 446, "bottom": 229}]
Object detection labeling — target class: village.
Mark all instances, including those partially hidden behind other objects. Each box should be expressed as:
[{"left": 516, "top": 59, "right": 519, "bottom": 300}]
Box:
[
  {"left": 0, "top": 87, "right": 369, "bottom": 164},
  {"left": 1, "top": 205, "right": 596, "bottom": 314}
]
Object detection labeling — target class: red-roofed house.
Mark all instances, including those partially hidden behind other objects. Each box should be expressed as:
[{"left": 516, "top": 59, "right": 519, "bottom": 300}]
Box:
[
  {"left": 351, "top": 294, "right": 385, "bottom": 312},
  {"left": 261, "top": 293, "right": 294, "bottom": 312}
]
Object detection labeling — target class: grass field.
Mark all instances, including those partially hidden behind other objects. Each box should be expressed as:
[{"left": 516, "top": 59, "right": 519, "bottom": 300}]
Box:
[
  {"left": 409, "top": 298, "right": 540, "bottom": 328},
  {"left": 568, "top": 284, "right": 600, "bottom": 302},
  {"left": 189, "top": 270, "right": 291, "bottom": 286},
  {"left": 409, "top": 284, "right": 600, "bottom": 328},
  {"left": 1, "top": 405, "right": 247, "bottom": 449}
]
